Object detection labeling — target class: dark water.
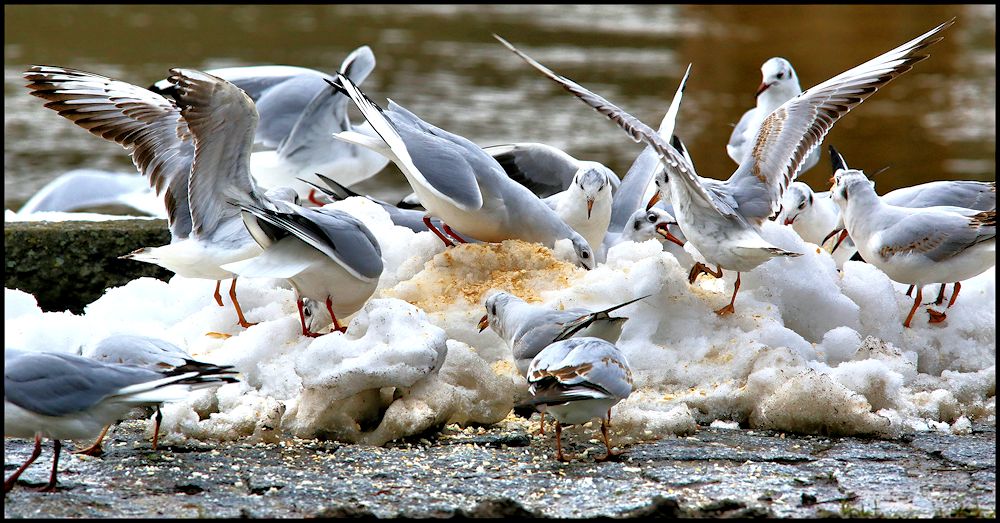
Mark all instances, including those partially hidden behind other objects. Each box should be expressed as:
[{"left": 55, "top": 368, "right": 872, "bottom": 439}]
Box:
[{"left": 4, "top": 5, "right": 995, "bottom": 209}]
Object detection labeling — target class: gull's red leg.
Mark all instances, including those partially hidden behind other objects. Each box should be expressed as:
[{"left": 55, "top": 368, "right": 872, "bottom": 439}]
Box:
[
  {"left": 934, "top": 284, "right": 947, "bottom": 305},
  {"left": 297, "top": 298, "right": 323, "bottom": 338},
  {"left": 443, "top": 224, "right": 468, "bottom": 244},
  {"left": 903, "top": 286, "right": 922, "bottom": 328},
  {"left": 554, "top": 421, "right": 570, "bottom": 462},
  {"left": 711, "top": 268, "right": 737, "bottom": 316},
  {"left": 307, "top": 188, "right": 327, "bottom": 207},
  {"left": 229, "top": 278, "right": 257, "bottom": 328},
  {"left": 595, "top": 415, "right": 621, "bottom": 462},
  {"left": 423, "top": 216, "right": 455, "bottom": 247},
  {"left": 71, "top": 425, "right": 109, "bottom": 457},
  {"left": 4, "top": 434, "right": 43, "bottom": 493},
  {"left": 152, "top": 407, "right": 163, "bottom": 450},
  {"left": 326, "top": 297, "right": 347, "bottom": 333},
  {"left": 947, "top": 282, "right": 961, "bottom": 309},
  {"left": 214, "top": 280, "right": 224, "bottom": 307},
  {"left": 35, "top": 440, "right": 62, "bottom": 493}
]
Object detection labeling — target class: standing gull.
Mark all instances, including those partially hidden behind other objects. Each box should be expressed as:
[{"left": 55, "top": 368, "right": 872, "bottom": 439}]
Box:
[
  {"left": 4, "top": 349, "right": 236, "bottom": 493},
  {"left": 327, "top": 74, "right": 596, "bottom": 269},
  {"left": 830, "top": 167, "right": 995, "bottom": 327},
  {"left": 728, "top": 57, "right": 821, "bottom": 174},
  {"left": 496, "top": 19, "right": 953, "bottom": 314},
  {"left": 24, "top": 66, "right": 297, "bottom": 329},
  {"left": 222, "top": 201, "right": 384, "bottom": 337},
  {"left": 520, "top": 337, "right": 633, "bottom": 462}
]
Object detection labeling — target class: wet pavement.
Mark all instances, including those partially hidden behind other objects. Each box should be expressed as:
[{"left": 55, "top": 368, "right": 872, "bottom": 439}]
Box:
[{"left": 4, "top": 418, "right": 995, "bottom": 518}]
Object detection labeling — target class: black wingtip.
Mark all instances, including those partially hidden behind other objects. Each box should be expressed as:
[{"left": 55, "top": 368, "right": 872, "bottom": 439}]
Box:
[
  {"left": 323, "top": 76, "right": 347, "bottom": 96},
  {"left": 829, "top": 145, "right": 848, "bottom": 173}
]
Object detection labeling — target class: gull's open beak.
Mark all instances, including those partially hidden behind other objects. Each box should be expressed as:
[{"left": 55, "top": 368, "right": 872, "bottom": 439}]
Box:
[
  {"left": 755, "top": 81, "right": 771, "bottom": 98},
  {"left": 655, "top": 223, "right": 685, "bottom": 247},
  {"left": 821, "top": 228, "right": 842, "bottom": 246},
  {"left": 783, "top": 216, "right": 795, "bottom": 226},
  {"left": 830, "top": 229, "right": 850, "bottom": 254},
  {"left": 586, "top": 198, "right": 594, "bottom": 219},
  {"left": 646, "top": 192, "right": 661, "bottom": 211},
  {"left": 477, "top": 314, "right": 489, "bottom": 332}
]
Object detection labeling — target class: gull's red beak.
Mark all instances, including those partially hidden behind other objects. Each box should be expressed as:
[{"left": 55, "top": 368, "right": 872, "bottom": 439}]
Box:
[
  {"left": 755, "top": 81, "right": 771, "bottom": 98},
  {"left": 646, "top": 192, "right": 661, "bottom": 211},
  {"left": 783, "top": 217, "right": 795, "bottom": 226},
  {"left": 586, "top": 198, "right": 594, "bottom": 219},
  {"left": 477, "top": 314, "right": 489, "bottom": 332},
  {"left": 830, "top": 229, "right": 850, "bottom": 254},
  {"left": 655, "top": 223, "right": 685, "bottom": 247}
]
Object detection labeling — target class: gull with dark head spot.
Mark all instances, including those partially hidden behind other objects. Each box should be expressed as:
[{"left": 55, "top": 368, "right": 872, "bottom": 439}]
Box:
[
  {"left": 728, "top": 57, "right": 820, "bottom": 174},
  {"left": 327, "top": 73, "right": 597, "bottom": 269},
  {"left": 4, "top": 349, "right": 237, "bottom": 493},
  {"left": 496, "top": 19, "right": 953, "bottom": 315},
  {"left": 830, "top": 164, "right": 995, "bottom": 328},
  {"left": 23, "top": 65, "right": 298, "bottom": 330}
]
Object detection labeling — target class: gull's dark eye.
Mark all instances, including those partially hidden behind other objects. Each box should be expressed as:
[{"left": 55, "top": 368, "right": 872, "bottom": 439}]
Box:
[
  {"left": 490, "top": 304, "right": 497, "bottom": 315},
  {"left": 581, "top": 251, "right": 590, "bottom": 259},
  {"left": 798, "top": 202, "right": 807, "bottom": 210},
  {"left": 776, "top": 72, "right": 785, "bottom": 79},
  {"left": 647, "top": 213, "right": 658, "bottom": 223}
]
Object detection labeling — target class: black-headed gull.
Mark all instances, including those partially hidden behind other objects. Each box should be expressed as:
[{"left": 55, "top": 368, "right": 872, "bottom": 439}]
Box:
[
  {"left": 601, "top": 207, "right": 686, "bottom": 262},
  {"left": 487, "top": 143, "right": 618, "bottom": 252},
  {"left": 496, "top": 19, "right": 953, "bottom": 315},
  {"left": 520, "top": 337, "right": 633, "bottom": 462},
  {"left": 23, "top": 66, "right": 298, "bottom": 329},
  {"left": 150, "top": 46, "right": 389, "bottom": 205},
  {"left": 4, "top": 349, "right": 236, "bottom": 492},
  {"left": 222, "top": 201, "right": 384, "bottom": 337},
  {"left": 728, "top": 57, "right": 821, "bottom": 174},
  {"left": 478, "top": 291, "right": 646, "bottom": 376},
  {"left": 830, "top": 167, "right": 995, "bottom": 328},
  {"left": 328, "top": 74, "right": 597, "bottom": 269}
]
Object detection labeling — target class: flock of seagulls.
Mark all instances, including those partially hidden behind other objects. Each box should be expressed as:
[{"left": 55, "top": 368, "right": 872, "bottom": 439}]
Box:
[{"left": 6, "top": 16, "right": 996, "bottom": 489}]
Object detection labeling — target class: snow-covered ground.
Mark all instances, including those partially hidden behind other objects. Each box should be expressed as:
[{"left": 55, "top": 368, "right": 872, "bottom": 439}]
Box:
[{"left": 4, "top": 196, "right": 995, "bottom": 446}]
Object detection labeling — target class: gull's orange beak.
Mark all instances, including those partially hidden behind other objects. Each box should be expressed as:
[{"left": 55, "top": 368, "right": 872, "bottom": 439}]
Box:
[
  {"left": 586, "top": 198, "right": 594, "bottom": 219},
  {"left": 646, "top": 192, "right": 661, "bottom": 211},
  {"left": 655, "top": 223, "right": 685, "bottom": 248},
  {"left": 755, "top": 81, "right": 770, "bottom": 98},
  {"left": 783, "top": 217, "right": 795, "bottom": 226},
  {"left": 477, "top": 314, "right": 489, "bottom": 332}
]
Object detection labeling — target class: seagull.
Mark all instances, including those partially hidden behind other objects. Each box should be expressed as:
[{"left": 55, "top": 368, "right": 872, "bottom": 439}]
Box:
[
  {"left": 150, "top": 46, "right": 389, "bottom": 205},
  {"left": 831, "top": 167, "right": 995, "bottom": 327},
  {"left": 24, "top": 65, "right": 298, "bottom": 329},
  {"left": 221, "top": 201, "right": 384, "bottom": 337},
  {"left": 4, "top": 348, "right": 237, "bottom": 493},
  {"left": 77, "top": 334, "right": 211, "bottom": 455},
  {"left": 496, "top": 19, "right": 953, "bottom": 315},
  {"left": 601, "top": 207, "right": 686, "bottom": 262},
  {"left": 16, "top": 169, "right": 165, "bottom": 218},
  {"left": 603, "top": 65, "right": 690, "bottom": 253},
  {"left": 775, "top": 181, "right": 859, "bottom": 265},
  {"left": 727, "top": 57, "right": 820, "bottom": 174},
  {"left": 486, "top": 143, "right": 618, "bottom": 252},
  {"left": 519, "top": 337, "right": 633, "bottom": 462},
  {"left": 327, "top": 73, "right": 597, "bottom": 269},
  {"left": 478, "top": 291, "right": 648, "bottom": 376}
]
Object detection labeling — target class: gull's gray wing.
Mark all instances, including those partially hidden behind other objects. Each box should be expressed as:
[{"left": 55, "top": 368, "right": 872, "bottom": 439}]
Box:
[
  {"left": 726, "top": 108, "right": 757, "bottom": 164},
  {"left": 726, "top": 19, "right": 954, "bottom": 225},
  {"left": 885, "top": 181, "right": 996, "bottom": 211},
  {"left": 17, "top": 169, "right": 154, "bottom": 215},
  {"left": 5, "top": 350, "right": 165, "bottom": 416},
  {"left": 169, "top": 68, "right": 260, "bottom": 238},
  {"left": 876, "top": 208, "right": 996, "bottom": 264},
  {"left": 484, "top": 142, "right": 583, "bottom": 198},
  {"left": 24, "top": 65, "right": 195, "bottom": 239},
  {"left": 524, "top": 338, "right": 632, "bottom": 405},
  {"left": 331, "top": 74, "right": 484, "bottom": 212},
  {"left": 85, "top": 334, "right": 190, "bottom": 370},
  {"left": 238, "top": 202, "right": 384, "bottom": 281},
  {"left": 494, "top": 37, "right": 724, "bottom": 217}
]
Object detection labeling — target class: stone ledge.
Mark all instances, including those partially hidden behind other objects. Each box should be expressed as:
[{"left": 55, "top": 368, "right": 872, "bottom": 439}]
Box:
[{"left": 4, "top": 219, "right": 174, "bottom": 313}]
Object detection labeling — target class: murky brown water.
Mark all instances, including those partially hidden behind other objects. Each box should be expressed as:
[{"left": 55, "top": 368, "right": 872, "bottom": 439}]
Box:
[{"left": 4, "top": 5, "right": 995, "bottom": 209}]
